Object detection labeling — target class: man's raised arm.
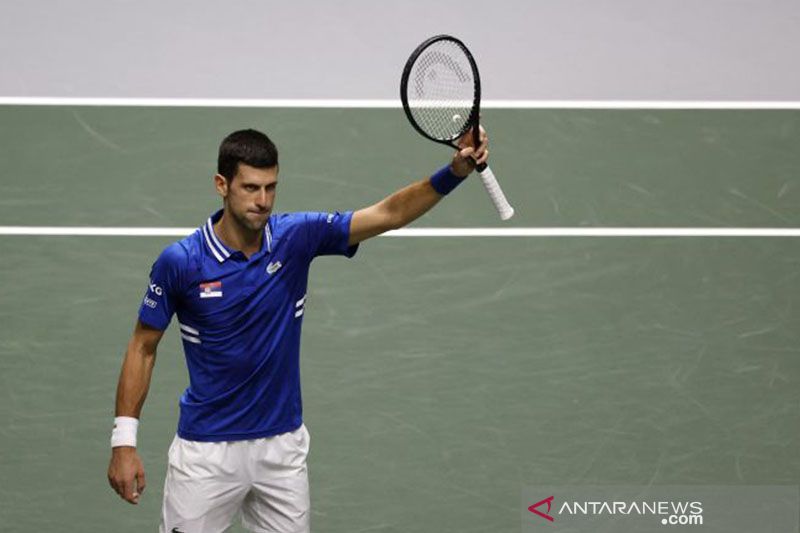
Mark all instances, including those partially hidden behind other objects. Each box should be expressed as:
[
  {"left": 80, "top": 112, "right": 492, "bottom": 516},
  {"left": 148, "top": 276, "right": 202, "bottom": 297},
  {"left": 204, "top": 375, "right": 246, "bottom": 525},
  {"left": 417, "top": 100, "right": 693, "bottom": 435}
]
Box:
[{"left": 348, "top": 127, "right": 488, "bottom": 246}]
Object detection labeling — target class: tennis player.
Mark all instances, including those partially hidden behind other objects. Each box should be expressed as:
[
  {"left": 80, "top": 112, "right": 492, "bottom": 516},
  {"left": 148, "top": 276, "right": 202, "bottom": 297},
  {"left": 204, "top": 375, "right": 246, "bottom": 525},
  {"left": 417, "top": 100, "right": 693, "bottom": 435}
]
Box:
[{"left": 107, "top": 126, "right": 488, "bottom": 532}]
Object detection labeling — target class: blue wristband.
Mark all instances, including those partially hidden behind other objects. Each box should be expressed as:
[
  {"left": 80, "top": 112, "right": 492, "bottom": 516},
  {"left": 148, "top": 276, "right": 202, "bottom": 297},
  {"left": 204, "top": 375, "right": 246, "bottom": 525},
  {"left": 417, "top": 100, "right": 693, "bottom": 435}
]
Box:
[{"left": 429, "top": 165, "right": 466, "bottom": 196}]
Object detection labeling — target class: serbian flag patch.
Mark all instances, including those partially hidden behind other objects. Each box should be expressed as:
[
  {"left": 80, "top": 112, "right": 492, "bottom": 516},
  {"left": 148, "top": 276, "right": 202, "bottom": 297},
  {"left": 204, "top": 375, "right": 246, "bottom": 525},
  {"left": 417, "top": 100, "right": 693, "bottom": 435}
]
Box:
[{"left": 199, "top": 281, "right": 223, "bottom": 299}]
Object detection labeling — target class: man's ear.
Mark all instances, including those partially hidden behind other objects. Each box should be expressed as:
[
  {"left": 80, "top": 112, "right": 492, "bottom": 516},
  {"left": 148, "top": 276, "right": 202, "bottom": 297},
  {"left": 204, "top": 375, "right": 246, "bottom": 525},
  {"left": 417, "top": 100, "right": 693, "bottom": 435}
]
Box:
[{"left": 213, "top": 174, "right": 229, "bottom": 198}]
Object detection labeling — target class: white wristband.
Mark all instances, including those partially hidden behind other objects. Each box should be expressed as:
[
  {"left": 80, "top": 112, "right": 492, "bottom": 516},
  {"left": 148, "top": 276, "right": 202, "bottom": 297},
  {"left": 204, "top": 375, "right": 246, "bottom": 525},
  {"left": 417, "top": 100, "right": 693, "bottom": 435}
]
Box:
[{"left": 111, "top": 416, "right": 139, "bottom": 448}]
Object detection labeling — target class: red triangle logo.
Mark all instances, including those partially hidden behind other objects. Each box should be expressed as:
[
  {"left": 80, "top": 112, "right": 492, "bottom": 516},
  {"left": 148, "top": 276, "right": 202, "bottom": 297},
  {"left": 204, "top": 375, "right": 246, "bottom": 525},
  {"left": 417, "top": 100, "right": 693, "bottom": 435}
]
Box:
[{"left": 528, "top": 495, "right": 555, "bottom": 522}]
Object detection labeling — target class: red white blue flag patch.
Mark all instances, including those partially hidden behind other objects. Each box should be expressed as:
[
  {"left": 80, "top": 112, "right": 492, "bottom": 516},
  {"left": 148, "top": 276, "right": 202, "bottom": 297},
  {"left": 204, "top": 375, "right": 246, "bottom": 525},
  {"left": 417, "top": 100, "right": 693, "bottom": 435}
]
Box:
[{"left": 199, "top": 281, "right": 222, "bottom": 298}]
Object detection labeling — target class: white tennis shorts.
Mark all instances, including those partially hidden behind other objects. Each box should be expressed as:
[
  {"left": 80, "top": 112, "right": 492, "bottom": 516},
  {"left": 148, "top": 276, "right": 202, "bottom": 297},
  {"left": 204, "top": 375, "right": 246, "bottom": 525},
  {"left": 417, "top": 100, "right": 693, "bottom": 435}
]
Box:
[{"left": 159, "top": 424, "right": 311, "bottom": 533}]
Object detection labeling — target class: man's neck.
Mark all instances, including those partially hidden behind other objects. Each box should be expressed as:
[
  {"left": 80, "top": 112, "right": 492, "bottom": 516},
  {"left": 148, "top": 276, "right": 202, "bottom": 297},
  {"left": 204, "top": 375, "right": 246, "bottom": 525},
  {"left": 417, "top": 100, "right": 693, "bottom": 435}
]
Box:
[{"left": 213, "top": 210, "right": 262, "bottom": 258}]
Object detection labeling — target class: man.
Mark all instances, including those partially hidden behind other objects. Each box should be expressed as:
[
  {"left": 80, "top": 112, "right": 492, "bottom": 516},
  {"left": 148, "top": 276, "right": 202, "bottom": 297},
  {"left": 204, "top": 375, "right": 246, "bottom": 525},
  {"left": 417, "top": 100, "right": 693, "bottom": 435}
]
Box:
[{"left": 107, "top": 126, "right": 488, "bottom": 532}]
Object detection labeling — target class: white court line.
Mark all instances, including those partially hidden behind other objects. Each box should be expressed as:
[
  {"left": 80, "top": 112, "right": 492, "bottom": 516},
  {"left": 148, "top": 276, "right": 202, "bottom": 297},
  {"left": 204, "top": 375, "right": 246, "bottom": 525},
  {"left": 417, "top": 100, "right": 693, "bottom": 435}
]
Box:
[
  {"left": 0, "top": 227, "right": 798, "bottom": 237},
  {"left": 1, "top": 97, "right": 800, "bottom": 109}
]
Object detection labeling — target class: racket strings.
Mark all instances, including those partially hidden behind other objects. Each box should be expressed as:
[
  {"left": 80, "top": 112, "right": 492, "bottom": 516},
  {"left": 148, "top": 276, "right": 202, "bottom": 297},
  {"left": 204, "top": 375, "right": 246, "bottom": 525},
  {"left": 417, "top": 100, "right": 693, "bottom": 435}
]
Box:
[{"left": 405, "top": 40, "right": 475, "bottom": 142}]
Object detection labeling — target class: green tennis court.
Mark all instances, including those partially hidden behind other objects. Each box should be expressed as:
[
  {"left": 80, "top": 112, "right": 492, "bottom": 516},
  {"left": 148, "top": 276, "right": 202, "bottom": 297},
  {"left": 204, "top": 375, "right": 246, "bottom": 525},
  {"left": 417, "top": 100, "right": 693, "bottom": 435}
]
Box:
[{"left": 0, "top": 106, "right": 797, "bottom": 532}]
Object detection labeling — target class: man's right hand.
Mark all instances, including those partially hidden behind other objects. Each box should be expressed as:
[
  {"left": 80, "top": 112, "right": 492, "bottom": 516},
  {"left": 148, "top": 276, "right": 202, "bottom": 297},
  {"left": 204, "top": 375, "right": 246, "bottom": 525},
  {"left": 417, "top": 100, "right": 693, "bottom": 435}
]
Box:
[{"left": 107, "top": 447, "right": 146, "bottom": 504}]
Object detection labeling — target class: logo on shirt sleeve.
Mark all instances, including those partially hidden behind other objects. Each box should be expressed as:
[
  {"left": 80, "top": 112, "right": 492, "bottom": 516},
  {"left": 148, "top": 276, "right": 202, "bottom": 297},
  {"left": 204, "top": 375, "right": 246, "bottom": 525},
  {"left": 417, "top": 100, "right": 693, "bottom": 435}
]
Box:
[
  {"left": 199, "top": 281, "right": 223, "bottom": 299},
  {"left": 143, "top": 279, "right": 163, "bottom": 308}
]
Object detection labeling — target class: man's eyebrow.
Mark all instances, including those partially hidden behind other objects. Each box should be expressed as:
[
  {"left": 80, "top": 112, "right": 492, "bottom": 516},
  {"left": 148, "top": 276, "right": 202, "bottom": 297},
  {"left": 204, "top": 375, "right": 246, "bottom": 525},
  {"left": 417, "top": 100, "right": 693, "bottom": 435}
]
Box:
[{"left": 241, "top": 180, "right": 278, "bottom": 187}]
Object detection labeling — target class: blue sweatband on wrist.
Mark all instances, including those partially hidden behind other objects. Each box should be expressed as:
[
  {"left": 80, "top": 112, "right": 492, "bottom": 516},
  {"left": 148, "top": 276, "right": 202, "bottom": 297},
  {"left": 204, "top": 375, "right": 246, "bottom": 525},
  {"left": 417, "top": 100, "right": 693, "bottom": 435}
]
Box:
[{"left": 429, "top": 165, "right": 467, "bottom": 196}]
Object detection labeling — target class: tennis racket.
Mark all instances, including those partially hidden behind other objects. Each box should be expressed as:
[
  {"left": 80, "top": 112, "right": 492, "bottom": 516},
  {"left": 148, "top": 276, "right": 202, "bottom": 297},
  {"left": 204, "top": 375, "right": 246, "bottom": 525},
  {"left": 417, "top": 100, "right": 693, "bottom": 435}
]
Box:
[{"left": 401, "top": 34, "right": 514, "bottom": 220}]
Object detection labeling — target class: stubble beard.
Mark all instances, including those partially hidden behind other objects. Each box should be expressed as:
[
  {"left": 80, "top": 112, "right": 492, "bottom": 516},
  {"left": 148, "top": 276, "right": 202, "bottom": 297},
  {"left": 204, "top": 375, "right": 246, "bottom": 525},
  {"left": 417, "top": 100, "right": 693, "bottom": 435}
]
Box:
[
  {"left": 235, "top": 209, "right": 268, "bottom": 233},
  {"left": 225, "top": 200, "right": 269, "bottom": 234}
]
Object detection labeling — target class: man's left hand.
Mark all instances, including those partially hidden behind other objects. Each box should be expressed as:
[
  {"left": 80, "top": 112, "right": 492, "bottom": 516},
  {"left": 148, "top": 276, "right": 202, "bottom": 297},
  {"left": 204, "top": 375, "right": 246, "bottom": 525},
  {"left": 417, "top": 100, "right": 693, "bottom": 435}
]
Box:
[{"left": 451, "top": 125, "right": 489, "bottom": 177}]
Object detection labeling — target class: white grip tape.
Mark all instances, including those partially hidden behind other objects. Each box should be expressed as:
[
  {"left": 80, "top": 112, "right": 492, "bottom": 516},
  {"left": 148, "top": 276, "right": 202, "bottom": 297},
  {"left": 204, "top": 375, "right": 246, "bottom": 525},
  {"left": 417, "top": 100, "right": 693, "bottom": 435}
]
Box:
[{"left": 478, "top": 166, "right": 515, "bottom": 220}]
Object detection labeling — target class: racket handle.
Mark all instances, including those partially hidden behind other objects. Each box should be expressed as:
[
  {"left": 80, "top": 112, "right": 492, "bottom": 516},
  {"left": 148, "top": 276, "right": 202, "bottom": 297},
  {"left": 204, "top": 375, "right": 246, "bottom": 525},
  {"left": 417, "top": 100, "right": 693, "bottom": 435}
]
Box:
[{"left": 475, "top": 163, "right": 515, "bottom": 220}]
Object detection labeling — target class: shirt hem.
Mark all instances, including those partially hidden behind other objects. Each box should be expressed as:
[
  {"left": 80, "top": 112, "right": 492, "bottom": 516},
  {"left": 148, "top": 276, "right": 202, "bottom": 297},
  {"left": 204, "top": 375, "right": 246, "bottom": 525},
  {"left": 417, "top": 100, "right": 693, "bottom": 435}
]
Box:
[{"left": 176, "top": 420, "right": 303, "bottom": 442}]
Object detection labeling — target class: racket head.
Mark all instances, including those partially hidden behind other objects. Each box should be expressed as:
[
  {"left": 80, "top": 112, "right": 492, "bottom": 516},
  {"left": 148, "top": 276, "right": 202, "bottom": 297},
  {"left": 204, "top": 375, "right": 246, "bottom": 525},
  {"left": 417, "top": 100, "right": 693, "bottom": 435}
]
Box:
[{"left": 400, "top": 35, "right": 481, "bottom": 150}]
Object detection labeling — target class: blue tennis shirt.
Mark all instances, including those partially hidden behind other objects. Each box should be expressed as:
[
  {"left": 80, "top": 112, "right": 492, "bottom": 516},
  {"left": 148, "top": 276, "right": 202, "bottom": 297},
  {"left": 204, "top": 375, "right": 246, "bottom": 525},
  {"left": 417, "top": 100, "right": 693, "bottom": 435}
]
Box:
[{"left": 138, "top": 209, "right": 358, "bottom": 442}]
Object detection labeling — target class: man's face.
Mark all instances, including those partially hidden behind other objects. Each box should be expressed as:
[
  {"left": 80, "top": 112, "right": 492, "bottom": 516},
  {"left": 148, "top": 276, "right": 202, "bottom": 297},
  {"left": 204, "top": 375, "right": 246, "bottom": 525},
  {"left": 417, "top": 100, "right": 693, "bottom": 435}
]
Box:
[{"left": 215, "top": 163, "right": 278, "bottom": 232}]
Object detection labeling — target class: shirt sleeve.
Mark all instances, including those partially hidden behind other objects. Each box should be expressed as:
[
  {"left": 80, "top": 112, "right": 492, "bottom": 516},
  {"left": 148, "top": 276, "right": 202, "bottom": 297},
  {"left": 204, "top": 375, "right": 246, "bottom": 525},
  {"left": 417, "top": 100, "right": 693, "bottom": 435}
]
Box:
[
  {"left": 302, "top": 211, "right": 360, "bottom": 258},
  {"left": 138, "top": 242, "right": 186, "bottom": 330}
]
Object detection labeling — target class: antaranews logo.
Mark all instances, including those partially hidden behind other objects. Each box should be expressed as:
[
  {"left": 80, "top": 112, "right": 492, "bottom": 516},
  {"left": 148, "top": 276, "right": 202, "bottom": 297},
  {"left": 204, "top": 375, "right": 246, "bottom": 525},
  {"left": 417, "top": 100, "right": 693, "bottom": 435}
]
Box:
[
  {"left": 525, "top": 485, "right": 797, "bottom": 532},
  {"left": 526, "top": 494, "right": 703, "bottom": 527}
]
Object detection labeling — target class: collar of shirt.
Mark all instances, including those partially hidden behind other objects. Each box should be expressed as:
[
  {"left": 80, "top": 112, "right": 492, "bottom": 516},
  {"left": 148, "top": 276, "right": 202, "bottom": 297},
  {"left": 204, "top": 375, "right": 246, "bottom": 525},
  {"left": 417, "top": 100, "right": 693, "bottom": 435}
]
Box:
[{"left": 201, "top": 208, "right": 273, "bottom": 263}]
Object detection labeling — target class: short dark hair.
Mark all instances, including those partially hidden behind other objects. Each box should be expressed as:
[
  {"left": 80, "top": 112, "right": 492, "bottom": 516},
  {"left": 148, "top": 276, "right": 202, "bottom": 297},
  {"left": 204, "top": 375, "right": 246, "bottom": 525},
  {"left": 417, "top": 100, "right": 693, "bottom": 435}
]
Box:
[{"left": 217, "top": 129, "right": 278, "bottom": 180}]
